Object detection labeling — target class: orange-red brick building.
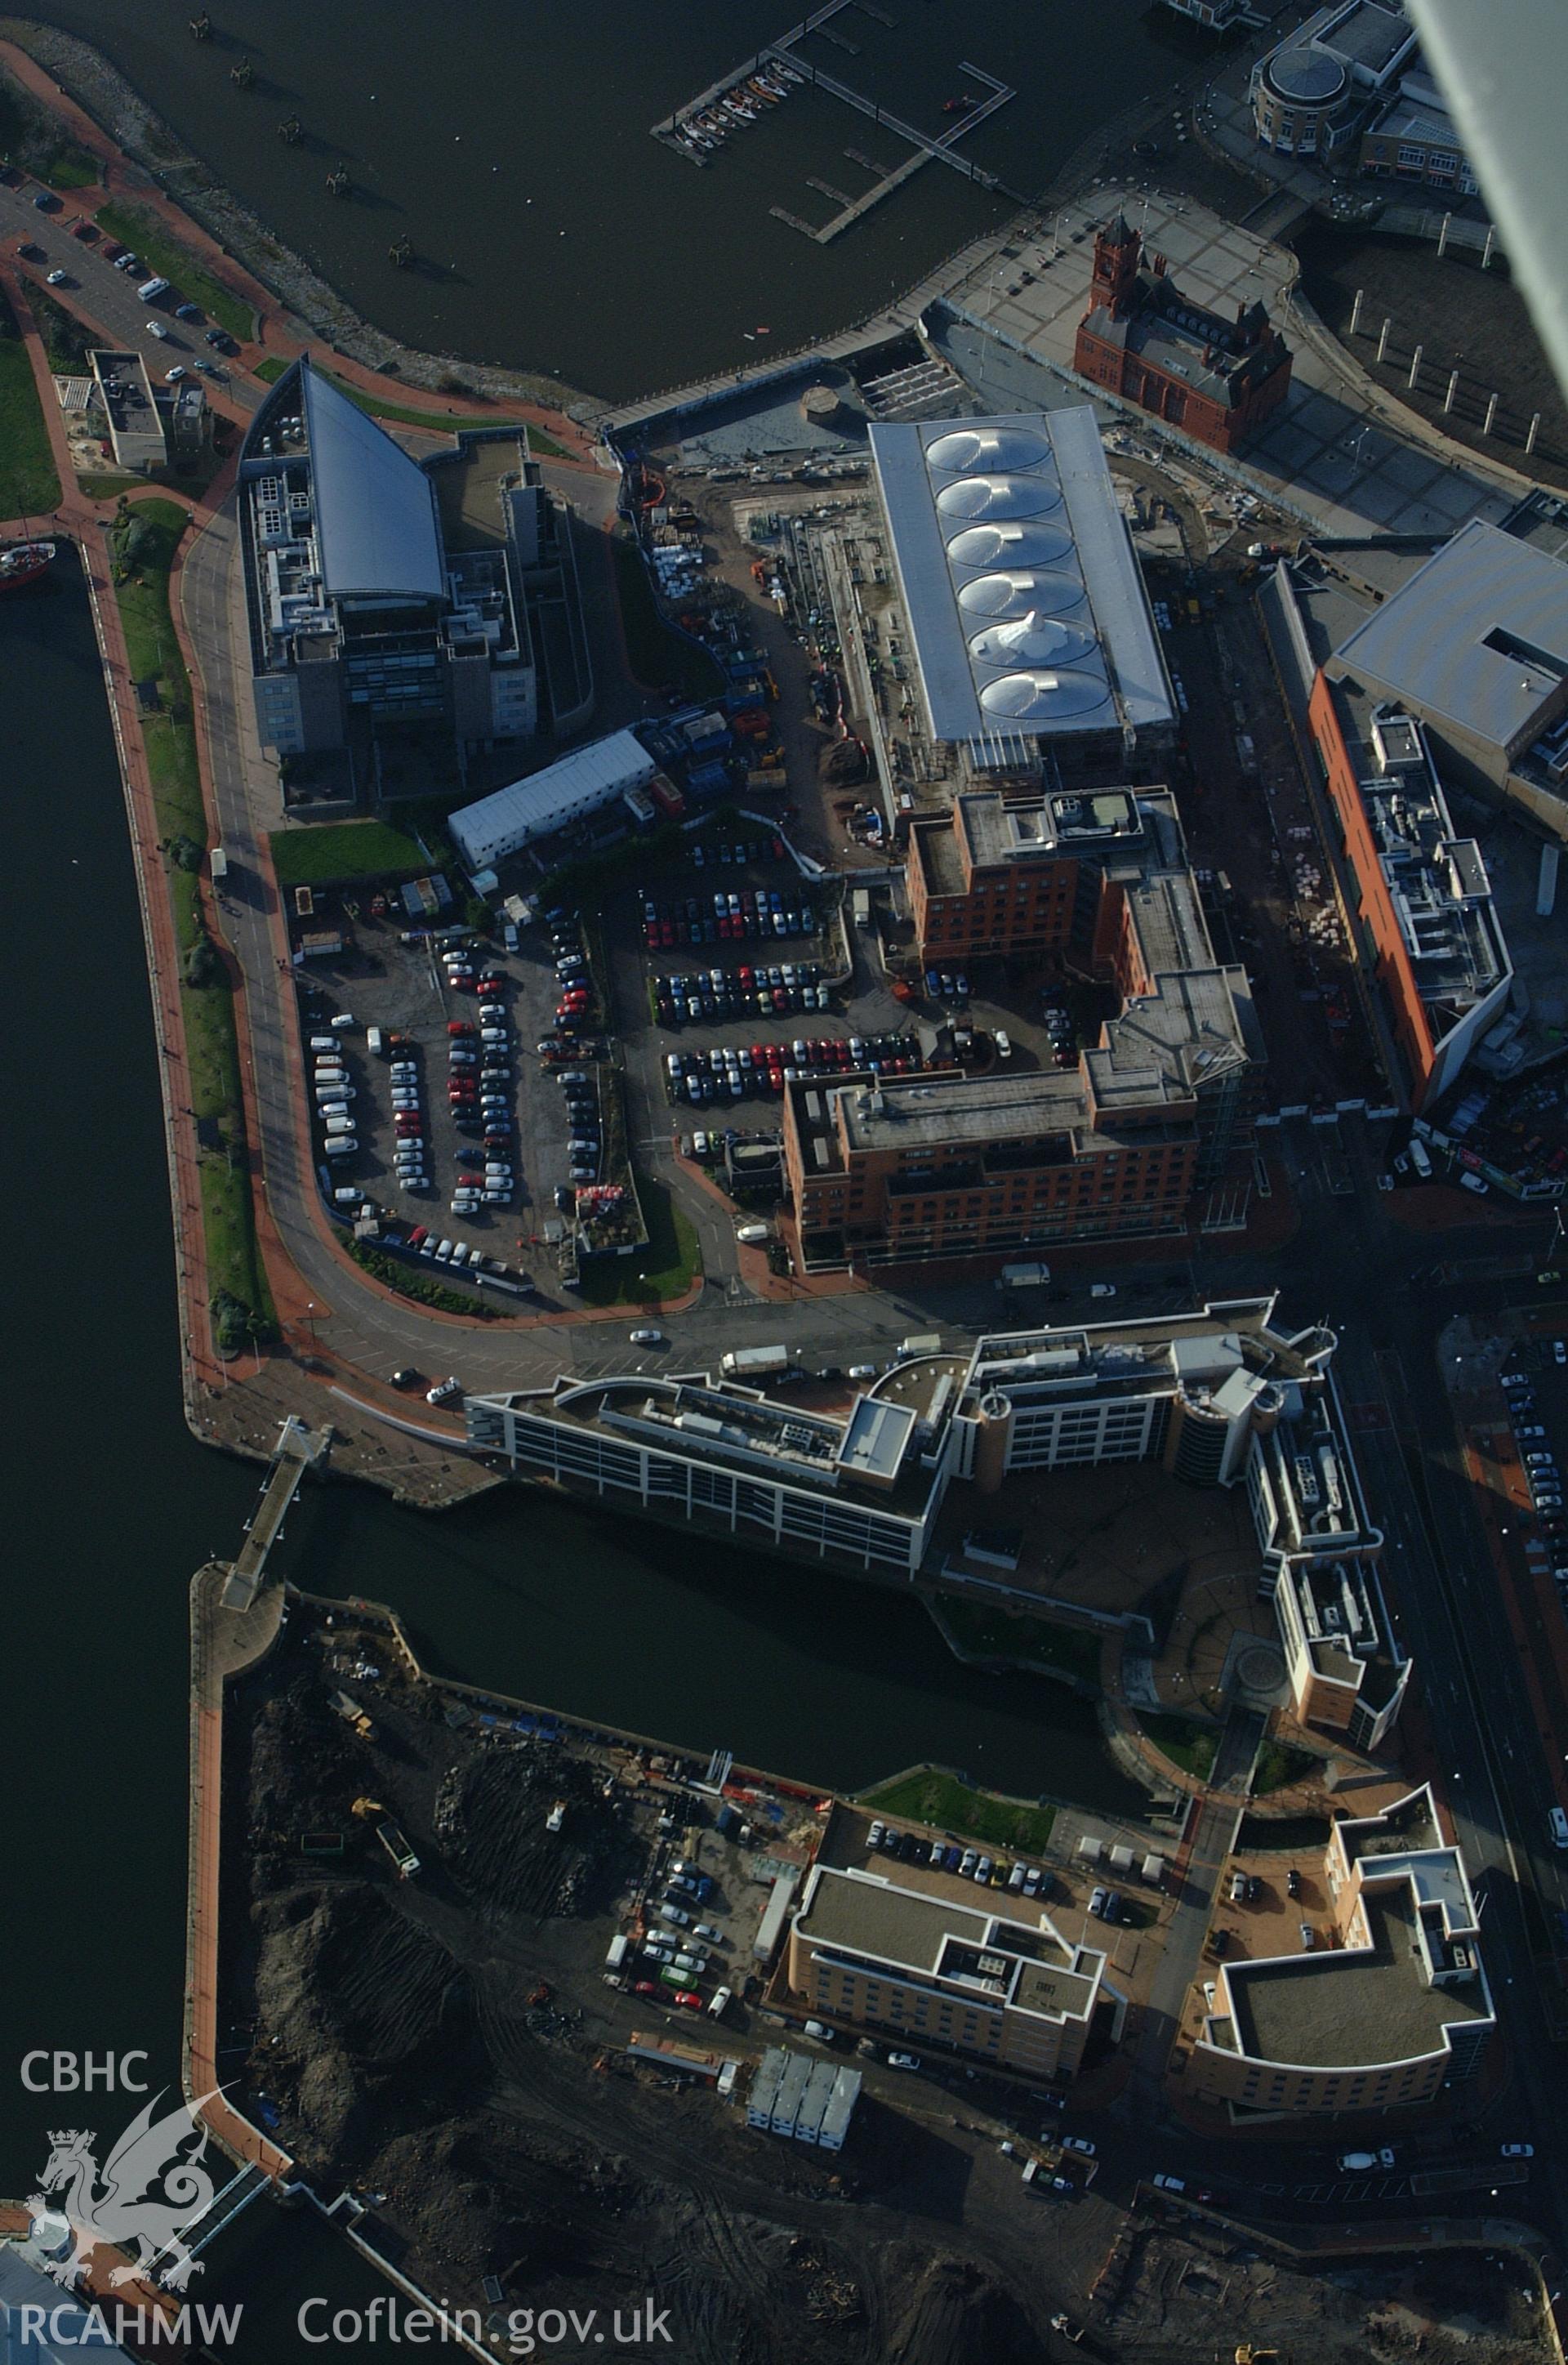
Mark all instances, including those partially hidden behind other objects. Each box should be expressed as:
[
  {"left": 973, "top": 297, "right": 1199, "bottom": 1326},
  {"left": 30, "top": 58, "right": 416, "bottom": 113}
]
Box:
[
  {"left": 1072, "top": 213, "right": 1293, "bottom": 456},
  {"left": 786, "top": 787, "right": 1261, "bottom": 1269}
]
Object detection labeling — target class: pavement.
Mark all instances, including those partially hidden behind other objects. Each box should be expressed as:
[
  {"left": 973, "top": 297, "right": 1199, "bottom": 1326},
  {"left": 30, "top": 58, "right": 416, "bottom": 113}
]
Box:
[
  {"left": 13, "top": 47, "right": 1568, "bottom": 2271},
  {"left": 934, "top": 180, "right": 1522, "bottom": 540}
]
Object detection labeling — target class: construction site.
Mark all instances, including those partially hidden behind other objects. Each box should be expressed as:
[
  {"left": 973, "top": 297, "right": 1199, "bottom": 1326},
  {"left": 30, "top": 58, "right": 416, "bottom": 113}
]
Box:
[{"left": 208, "top": 1589, "right": 1548, "bottom": 2365}]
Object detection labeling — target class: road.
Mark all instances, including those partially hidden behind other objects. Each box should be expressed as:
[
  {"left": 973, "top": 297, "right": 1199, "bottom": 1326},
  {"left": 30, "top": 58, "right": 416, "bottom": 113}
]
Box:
[
  {"left": 0, "top": 175, "right": 253, "bottom": 404},
  {"left": 163, "top": 510, "right": 1568, "bottom": 2258},
  {"left": 12, "top": 128, "right": 1568, "bottom": 2274}
]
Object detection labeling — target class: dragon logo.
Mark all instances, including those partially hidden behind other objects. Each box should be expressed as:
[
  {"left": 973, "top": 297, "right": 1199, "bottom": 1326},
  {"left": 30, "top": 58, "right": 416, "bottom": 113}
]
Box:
[{"left": 28, "top": 2091, "right": 220, "bottom": 2291}]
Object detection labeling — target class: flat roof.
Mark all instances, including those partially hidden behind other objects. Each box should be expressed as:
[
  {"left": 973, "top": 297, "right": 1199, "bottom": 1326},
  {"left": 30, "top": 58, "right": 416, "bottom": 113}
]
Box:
[
  {"left": 1223, "top": 1886, "right": 1491, "bottom": 2071},
  {"left": 836, "top": 1395, "right": 918, "bottom": 1484},
  {"left": 1329, "top": 519, "right": 1568, "bottom": 756},
  {"left": 869, "top": 408, "right": 1173, "bottom": 748},
  {"left": 795, "top": 1867, "right": 1101, "bottom": 2026},
  {"left": 450, "top": 728, "right": 655, "bottom": 866}
]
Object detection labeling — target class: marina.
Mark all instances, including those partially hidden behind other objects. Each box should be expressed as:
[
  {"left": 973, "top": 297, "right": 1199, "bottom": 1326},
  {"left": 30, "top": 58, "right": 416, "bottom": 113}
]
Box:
[{"left": 653, "top": 0, "right": 1018, "bottom": 243}]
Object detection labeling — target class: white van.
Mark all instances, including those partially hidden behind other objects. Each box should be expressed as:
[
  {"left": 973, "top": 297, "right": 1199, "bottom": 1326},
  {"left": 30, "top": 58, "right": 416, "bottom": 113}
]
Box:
[
  {"left": 366, "top": 1026, "right": 385, "bottom": 1057},
  {"left": 707, "top": 1987, "right": 733, "bottom": 2019},
  {"left": 136, "top": 275, "right": 171, "bottom": 303},
  {"left": 309, "top": 1035, "right": 339, "bottom": 1054},
  {"left": 323, "top": 1116, "right": 354, "bottom": 1137},
  {"left": 323, "top": 1136, "right": 358, "bottom": 1158},
  {"left": 1408, "top": 1136, "right": 1432, "bottom": 1180},
  {"left": 1549, "top": 1807, "right": 1568, "bottom": 1850}
]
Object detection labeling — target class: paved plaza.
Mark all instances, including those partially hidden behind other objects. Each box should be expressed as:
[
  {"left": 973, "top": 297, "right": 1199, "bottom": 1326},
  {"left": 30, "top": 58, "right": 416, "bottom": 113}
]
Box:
[{"left": 937, "top": 181, "right": 1518, "bottom": 540}]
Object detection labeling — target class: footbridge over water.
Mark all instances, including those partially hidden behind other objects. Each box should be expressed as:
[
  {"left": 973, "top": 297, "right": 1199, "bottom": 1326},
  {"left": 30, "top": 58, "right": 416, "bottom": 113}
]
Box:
[{"left": 221, "top": 1416, "right": 329, "bottom": 1611}]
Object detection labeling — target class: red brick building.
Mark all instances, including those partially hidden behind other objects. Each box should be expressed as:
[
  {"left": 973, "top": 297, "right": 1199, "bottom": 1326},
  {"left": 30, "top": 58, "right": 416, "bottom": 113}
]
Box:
[
  {"left": 1072, "top": 214, "right": 1293, "bottom": 456},
  {"left": 783, "top": 788, "right": 1261, "bottom": 1270}
]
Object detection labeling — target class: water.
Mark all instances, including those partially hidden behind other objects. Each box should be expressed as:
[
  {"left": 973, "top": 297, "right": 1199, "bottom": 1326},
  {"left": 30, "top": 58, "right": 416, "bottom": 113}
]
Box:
[
  {"left": 0, "top": 558, "right": 1143, "bottom": 2210},
  {"left": 43, "top": 0, "right": 1218, "bottom": 395}
]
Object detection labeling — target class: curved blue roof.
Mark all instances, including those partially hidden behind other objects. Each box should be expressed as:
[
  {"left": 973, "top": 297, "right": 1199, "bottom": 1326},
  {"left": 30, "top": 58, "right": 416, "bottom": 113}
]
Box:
[{"left": 300, "top": 360, "right": 445, "bottom": 605}]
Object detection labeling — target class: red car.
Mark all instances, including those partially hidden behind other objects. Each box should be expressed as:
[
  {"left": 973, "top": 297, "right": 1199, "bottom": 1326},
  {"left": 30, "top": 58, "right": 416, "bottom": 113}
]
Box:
[
  {"left": 772, "top": 837, "right": 786, "bottom": 859},
  {"left": 631, "top": 1979, "right": 658, "bottom": 1997},
  {"left": 451, "top": 975, "right": 478, "bottom": 993},
  {"left": 447, "top": 1020, "right": 474, "bottom": 1037},
  {"left": 660, "top": 918, "right": 676, "bottom": 948},
  {"left": 672, "top": 1990, "right": 703, "bottom": 2010},
  {"left": 478, "top": 979, "right": 504, "bottom": 998},
  {"left": 645, "top": 924, "right": 660, "bottom": 950}
]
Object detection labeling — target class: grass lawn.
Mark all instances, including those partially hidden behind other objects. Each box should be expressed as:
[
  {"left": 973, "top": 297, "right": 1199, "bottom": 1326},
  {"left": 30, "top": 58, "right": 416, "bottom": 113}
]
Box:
[
  {"left": 41, "top": 143, "right": 98, "bottom": 191},
  {"left": 76, "top": 471, "right": 150, "bottom": 502},
  {"left": 1134, "top": 1711, "right": 1220, "bottom": 1785},
  {"left": 572, "top": 1176, "right": 701, "bottom": 1307},
  {"left": 0, "top": 298, "right": 61, "bottom": 514},
  {"left": 931, "top": 1596, "right": 1103, "bottom": 1687},
  {"left": 94, "top": 202, "right": 253, "bottom": 342},
  {"left": 609, "top": 534, "right": 725, "bottom": 699},
  {"left": 859, "top": 1769, "right": 1057, "bottom": 1857},
  {"left": 269, "top": 819, "right": 430, "bottom": 890},
  {"left": 109, "top": 497, "right": 274, "bottom": 1346},
  {"left": 1252, "top": 1739, "right": 1319, "bottom": 1797},
  {"left": 250, "top": 355, "right": 564, "bottom": 452}
]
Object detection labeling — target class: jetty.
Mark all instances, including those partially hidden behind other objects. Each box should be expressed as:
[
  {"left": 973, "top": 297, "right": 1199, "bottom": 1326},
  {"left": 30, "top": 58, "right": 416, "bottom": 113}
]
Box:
[{"left": 222, "top": 1413, "right": 328, "bottom": 1610}]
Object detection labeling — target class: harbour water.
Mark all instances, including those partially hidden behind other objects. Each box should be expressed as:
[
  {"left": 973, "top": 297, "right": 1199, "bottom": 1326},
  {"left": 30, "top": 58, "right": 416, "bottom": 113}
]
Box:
[
  {"left": 0, "top": 559, "right": 1143, "bottom": 2202},
  {"left": 42, "top": 0, "right": 1223, "bottom": 395}
]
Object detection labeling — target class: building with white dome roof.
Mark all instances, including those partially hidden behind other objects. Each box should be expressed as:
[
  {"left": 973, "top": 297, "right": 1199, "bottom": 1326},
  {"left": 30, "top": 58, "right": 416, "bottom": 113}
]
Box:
[{"left": 866, "top": 406, "right": 1175, "bottom": 767}]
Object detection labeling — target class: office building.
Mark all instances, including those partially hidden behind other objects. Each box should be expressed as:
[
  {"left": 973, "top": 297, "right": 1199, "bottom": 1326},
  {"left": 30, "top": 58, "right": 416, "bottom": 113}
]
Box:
[
  {"left": 787, "top": 1866, "right": 1110, "bottom": 2079},
  {"left": 1263, "top": 548, "right": 1517, "bottom": 1108},
  {"left": 239, "top": 355, "right": 537, "bottom": 761},
  {"left": 468, "top": 1302, "right": 1403, "bottom": 1747},
  {"left": 1359, "top": 69, "right": 1479, "bottom": 193},
  {"left": 960, "top": 1298, "right": 1406, "bottom": 1747},
  {"left": 1249, "top": 0, "right": 1418, "bottom": 158},
  {"left": 791, "top": 787, "right": 1259, "bottom": 1270},
  {"left": 465, "top": 1371, "right": 951, "bottom": 1579},
  {"left": 1072, "top": 214, "right": 1293, "bottom": 455},
  {"left": 1321, "top": 520, "right": 1568, "bottom": 839},
  {"left": 867, "top": 408, "right": 1174, "bottom": 769},
  {"left": 1192, "top": 1786, "right": 1493, "bottom": 2117},
  {"left": 1307, "top": 692, "right": 1510, "bottom": 1109}
]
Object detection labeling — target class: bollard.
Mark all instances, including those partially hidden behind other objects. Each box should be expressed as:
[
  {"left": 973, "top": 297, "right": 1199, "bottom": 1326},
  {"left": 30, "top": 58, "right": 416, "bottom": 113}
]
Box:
[
  {"left": 1408, "top": 343, "right": 1423, "bottom": 391},
  {"left": 1484, "top": 392, "right": 1498, "bottom": 437},
  {"left": 1437, "top": 214, "right": 1450, "bottom": 258},
  {"left": 1481, "top": 224, "right": 1495, "bottom": 270},
  {"left": 1376, "top": 318, "right": 1392, "bottom": 364},
  {"left": 1349, "top": 288, "right": 1364, "bottom": 334},
  {"left": 1445, "top": 368, "right": 1459, "bottom": 415},
  {"left": 1527, "top": 413, "right": 1541, "bottom": 455}
]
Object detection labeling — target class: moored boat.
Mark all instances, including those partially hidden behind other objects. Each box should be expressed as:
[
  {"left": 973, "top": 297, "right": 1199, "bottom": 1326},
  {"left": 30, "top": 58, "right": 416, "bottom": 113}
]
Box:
[{"left": 0, "top": 538, "right": 55, "bottom": 592}]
